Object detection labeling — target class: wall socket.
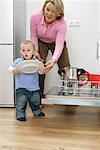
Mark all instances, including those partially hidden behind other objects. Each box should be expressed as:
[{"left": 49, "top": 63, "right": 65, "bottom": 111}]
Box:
[{"left": 68, "top": 19, "right": 80, "bottom": 27}]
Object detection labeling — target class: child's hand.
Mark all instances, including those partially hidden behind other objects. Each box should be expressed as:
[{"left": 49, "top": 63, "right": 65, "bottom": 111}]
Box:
[
  {"left": 38, "top": 64, "right": 47, "bottom": 74},
  {"left": 12, "top": 68, "right": 18, "bottom": 75},
  {"left": 8, "top": 66, "right": 18, "bottom": 75},
  {"left": 38, "top": 66, "right": 45, "bottom": 74}
]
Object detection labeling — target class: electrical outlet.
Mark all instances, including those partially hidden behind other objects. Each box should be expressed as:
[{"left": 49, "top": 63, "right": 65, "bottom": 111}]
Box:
[{"left": 68, "top": 19, "right": 80, "bottom": 27}]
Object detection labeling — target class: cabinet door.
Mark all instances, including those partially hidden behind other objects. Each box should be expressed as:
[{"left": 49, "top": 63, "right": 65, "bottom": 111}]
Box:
[
  {"left": 0, "top": 45, "right": 14, "bottom": 107},
  {"left": 0, "top": 0, "right": 13, "bottom": 43}
]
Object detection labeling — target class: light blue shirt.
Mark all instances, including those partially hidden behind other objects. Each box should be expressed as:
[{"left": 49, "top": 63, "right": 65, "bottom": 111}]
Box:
[{"left": 12, "top": 56, "right": 40, "bottom": 91}]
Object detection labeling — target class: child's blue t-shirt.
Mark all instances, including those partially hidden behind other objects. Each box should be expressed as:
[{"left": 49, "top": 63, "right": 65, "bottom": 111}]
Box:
[{"left": 12, "top": 56, "right": 40, "bottom": 91}]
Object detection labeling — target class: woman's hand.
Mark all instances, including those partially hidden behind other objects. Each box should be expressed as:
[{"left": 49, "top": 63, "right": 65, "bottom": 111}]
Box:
[
  {"left": 44, "top": 59, "right": 56, "bottom": 73},
  {"left": 34, "top": 50, "right": 42, "bottom": 61}
]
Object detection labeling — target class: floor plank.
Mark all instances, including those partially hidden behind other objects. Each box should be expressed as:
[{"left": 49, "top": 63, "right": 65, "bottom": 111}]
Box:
[{"left": 0, "top": 105, "right": 100, "bottom": 150}]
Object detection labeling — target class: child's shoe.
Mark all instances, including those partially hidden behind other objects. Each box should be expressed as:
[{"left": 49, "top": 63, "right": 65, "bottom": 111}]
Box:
[
  {"left": 35, "top": 112, "right": 45, "bottom": 116},
  {"left": 17, "top": 117, "right": 26, "bottom": 121}
]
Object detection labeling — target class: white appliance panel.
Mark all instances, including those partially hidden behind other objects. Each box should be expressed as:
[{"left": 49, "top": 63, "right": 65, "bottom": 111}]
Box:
[
  {"left": 0, "top": 0, "right": 13, "bottom": 43},
  {"left": 0, "top": 45, "right": 14, "bottom": 107},
  {"left": 0, "top": 0, "right": 26, "bottom": 107}
]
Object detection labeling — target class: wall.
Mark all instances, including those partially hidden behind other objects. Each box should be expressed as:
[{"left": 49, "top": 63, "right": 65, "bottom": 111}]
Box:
[
  {"left": 26, "top": 0, "right": 99, "bottom": 94},
  {"left": 99, "top": 0, "right": 100, "bottom": 38},
  {"left": 64, "top": 0, "right": 99, "bottom": 72},
  {"left": 14, "top": 0, "right": 26, "bottom": 58}
]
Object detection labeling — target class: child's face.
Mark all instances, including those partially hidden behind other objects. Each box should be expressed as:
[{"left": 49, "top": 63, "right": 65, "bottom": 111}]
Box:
[{"left": 20, "top": 43, "right": 34, "bottom": 60}]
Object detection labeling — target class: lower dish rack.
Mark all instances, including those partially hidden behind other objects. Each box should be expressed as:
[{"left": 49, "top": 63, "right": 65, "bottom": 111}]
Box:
[
  {"left": 46, "top": 80, "right": 100, "bottom": 106},
  {"left": 58, "top": 80, "right": 100, "bottom": 97}
]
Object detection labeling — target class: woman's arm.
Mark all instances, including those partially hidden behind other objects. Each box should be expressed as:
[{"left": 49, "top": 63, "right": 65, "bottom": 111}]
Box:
[
  {"left": 30, "top": 14, "right": 42, "bottom": 60},
  {"left": 44, "top": 22, "right": 66, "bottom": 73},
  {"left": 52, "top": 22, "right": 66, "bottom": 62},
  {"left": 30, "top": 14, "right": 39, "bottom": 51}
]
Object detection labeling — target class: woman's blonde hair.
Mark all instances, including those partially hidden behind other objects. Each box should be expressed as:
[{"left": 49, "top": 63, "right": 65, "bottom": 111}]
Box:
[{"left": 42, "top": 0, "right": 64, "bottom": 20}]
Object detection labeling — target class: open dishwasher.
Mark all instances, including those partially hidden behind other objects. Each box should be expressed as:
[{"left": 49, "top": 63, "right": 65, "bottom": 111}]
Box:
[{"left": 45, "top": 67, "right": 100, "bottom": 106}]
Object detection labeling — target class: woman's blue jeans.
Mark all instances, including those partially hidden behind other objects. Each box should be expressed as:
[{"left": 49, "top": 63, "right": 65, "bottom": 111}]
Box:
[{"left": 15, "top": 88, "right": 41, "bottom": 119}]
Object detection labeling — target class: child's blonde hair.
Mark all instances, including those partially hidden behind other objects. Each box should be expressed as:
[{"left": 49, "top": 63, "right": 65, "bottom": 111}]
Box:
[
  {"left": 20, "top": 41, "right": 35, "bottom": 55},
  {"left": 20, "top": 41, "right": 35, "bottom": 49}
]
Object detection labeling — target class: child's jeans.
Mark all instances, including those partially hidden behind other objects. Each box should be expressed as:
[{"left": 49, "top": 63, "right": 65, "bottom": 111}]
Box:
[{"left": 15, "top": 88, "right": 41, "bottom": 119}]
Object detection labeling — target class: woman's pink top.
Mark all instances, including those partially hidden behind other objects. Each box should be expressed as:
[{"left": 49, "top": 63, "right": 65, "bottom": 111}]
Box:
[{"left": 30, "top": 11, "right": 67, "bottom": 61}]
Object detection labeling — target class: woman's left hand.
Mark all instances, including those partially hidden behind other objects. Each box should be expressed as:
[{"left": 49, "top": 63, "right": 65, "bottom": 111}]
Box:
[{"left": 44, "top": 59, "right": 56, "bottom": 73}]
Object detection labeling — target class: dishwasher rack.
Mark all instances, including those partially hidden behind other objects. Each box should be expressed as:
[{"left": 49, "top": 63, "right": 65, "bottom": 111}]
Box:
[
  {"left": 58, "top": 80, "right": 100, "bottom": 97},
  {"left": 45, "top": 80, "right": 100, "bottom": 106}
]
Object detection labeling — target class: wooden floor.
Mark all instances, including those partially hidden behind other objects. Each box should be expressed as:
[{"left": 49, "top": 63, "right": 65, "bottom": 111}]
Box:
[{"left": 0, "top": 105, "right": 100, "bottom": 150}]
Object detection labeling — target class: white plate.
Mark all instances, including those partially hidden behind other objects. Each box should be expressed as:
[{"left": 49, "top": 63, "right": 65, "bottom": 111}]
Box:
[{"left": 15, "top": 60, "right": 44, "bottom": 73}]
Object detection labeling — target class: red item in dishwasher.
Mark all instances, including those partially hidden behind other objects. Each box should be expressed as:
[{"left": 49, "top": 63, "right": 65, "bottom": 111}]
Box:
[
  {"left": 86, "top": 73, "right": 100, "bottom": 86},
  {"left": 78, "top": 72, "right": 100, "bottom": 87}
]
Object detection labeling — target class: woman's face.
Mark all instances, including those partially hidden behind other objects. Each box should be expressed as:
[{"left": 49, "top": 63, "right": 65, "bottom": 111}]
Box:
[{"left": 44, "top": 2, "right": 56, "bottom": 24}]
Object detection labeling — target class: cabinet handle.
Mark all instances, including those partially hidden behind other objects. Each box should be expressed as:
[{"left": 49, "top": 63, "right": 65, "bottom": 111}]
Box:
[{"left": 97, "top": 42, "right": 99, "bottom": 60}]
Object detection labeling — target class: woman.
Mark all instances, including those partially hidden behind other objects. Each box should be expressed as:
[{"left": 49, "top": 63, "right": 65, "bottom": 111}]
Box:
[{"left": 30, "top": 0, "right": 70, "bottom": 98}]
